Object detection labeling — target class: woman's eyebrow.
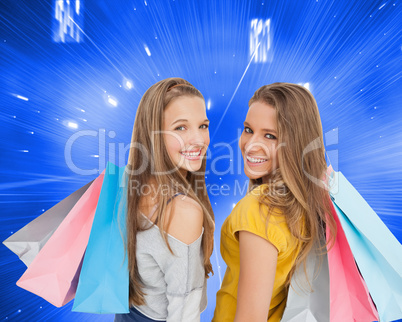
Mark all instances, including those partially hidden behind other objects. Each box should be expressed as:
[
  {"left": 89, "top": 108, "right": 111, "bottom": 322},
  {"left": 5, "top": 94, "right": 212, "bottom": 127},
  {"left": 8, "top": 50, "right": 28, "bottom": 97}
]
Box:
[
  {"left": 171, "top": 119, "right": 188, "bottom": 126},
  {"left": 171, "top": 118, "right": 210, "bottom": 126},
  {"left": 263, "top": 128, "right": 277, "bottom": 134}
]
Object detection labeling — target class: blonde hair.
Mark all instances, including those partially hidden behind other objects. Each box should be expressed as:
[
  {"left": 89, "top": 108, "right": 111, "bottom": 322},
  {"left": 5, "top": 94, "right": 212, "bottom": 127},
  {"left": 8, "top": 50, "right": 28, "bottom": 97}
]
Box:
[
  {"left": 126, "top": 78, "right": 214, "bottom": 305},
  {"left": 248, "top": 82, "right": 336, "bottom": 286}
]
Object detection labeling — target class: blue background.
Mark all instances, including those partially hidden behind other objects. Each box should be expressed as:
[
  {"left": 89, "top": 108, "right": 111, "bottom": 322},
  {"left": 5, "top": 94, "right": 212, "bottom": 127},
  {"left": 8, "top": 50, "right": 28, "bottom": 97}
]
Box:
[{"left": 1, "top": 0, "right": 401, "bottom": 321}]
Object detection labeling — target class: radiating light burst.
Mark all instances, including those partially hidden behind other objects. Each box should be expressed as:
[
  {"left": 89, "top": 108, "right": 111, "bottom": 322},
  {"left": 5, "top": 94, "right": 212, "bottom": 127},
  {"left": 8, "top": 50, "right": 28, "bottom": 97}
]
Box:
[{"left": 1, "top": 0, "right": 401, "bottom": 321}]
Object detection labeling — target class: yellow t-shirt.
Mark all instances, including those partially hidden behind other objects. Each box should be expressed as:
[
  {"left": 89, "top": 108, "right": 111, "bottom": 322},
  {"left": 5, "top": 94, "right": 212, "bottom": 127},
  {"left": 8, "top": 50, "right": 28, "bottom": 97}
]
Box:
[{"left": 213, "top": 184, "right": 303, "bottom": 322}]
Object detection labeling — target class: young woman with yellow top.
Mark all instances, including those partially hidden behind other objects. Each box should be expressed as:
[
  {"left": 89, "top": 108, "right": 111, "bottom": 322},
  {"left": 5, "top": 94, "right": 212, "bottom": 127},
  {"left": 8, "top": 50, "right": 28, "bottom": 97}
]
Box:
[{"left": 213, "top": 83, "right": 336, "bottom": 321}]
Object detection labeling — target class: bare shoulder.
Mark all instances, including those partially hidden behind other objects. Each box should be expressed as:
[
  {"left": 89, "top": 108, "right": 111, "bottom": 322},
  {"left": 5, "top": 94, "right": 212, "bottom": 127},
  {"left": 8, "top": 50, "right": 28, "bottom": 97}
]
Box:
[{"left": 166, "top": 195, "right": 204, "bottom": 245}]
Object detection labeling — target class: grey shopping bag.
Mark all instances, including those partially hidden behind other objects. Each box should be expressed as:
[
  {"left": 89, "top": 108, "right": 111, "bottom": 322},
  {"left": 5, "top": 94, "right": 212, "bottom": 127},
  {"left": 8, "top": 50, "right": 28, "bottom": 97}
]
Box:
[
  {"left": 3, "top": 180, "right": 93, "bottom": 266},
  {"left": 281, "top": 244, "right": 329, "bottom": 322}
]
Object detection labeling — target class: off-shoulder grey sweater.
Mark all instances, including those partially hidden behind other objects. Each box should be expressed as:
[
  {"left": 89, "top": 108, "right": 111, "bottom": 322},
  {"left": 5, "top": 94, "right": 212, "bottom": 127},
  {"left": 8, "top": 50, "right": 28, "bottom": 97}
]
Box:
[{"left": 133, "top": 211, "right": 207, "bottom": 322}]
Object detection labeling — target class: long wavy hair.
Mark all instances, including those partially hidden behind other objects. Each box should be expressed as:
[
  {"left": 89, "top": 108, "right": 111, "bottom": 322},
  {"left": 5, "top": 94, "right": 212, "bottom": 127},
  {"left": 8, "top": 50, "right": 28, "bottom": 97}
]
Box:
[
  {"left": 126, "top": 77, "right": 214, "bottom": 306},
  {"left": 248, "top": 82, "right": 336, "bottom": 286}
]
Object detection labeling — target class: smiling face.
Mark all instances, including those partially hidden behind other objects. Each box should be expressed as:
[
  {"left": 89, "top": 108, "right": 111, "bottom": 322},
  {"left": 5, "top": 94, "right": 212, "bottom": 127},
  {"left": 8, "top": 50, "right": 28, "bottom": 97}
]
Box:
[
  {"left": 239, "top": 101, "right": 279, "bottom": 181},
  {"left": 163, "top": 95, "right": 210, "bottom": 176}
]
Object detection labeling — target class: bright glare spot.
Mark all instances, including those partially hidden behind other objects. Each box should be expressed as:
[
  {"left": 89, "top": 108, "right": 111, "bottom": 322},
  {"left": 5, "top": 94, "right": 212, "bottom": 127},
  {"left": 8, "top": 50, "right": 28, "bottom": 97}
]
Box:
[
  {"left": 144, "top": 0, "right": 147, "bottom": 5},
  {"left": 76, "top": 0, "right": 80, "bottom": 14},
  {"left": 298, "top": 82, "right": 311, "bottom": 91},
  {"left": 250, "top": 19, "right": 271, "bottom": 63},
  {"left": 21, "top": 150, "right": 29, "bottom": 153},
  {"left": 123, "top": 79, "right": 133, "bottom": 90},
  {"left": 207, "top": 99, "right": 211, "bottom": 110},
  {"left": 108, "top": 96, "right": 118, "bottom": 107},
  {"left": 68, "top": 121, "right": 78, "bottom": 129},
  {"left": 91, "top": 155, "right": 99, "bottom": 158},
  {"left": 144, "top": 44, "right": 151, "bottom": 56},
  {"left": 232, "top": 203, "right": 236, "bottom": 209}
]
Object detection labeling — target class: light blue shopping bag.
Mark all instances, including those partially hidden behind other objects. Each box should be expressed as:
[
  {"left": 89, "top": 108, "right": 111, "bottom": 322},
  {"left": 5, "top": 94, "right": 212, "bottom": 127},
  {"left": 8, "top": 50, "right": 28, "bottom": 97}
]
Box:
[
  {"left": 73, "top": 162, "right": 129, "bottom": 313},
  {"left": 329, "top": 170, "right": 402, "bottom": 322}
]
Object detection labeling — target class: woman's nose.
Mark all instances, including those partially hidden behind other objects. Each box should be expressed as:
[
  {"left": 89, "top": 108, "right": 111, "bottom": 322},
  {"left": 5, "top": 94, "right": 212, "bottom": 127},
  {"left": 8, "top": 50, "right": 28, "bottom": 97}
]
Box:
[
  {"left": 244, "top": 134, "right": 263, "bottom": 153},
  {"left": 188, "top": 129, "right": 205, "bottom": 146}
]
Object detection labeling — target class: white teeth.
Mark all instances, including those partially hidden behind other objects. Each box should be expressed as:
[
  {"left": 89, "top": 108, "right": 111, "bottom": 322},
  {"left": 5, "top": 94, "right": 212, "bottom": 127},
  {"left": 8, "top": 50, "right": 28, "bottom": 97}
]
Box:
[
  {"left": 181, "top": 151, "right": 201, "bottom": 157},
  {"left": 246, "top": 156, "right": 267, "bottom": 163}
]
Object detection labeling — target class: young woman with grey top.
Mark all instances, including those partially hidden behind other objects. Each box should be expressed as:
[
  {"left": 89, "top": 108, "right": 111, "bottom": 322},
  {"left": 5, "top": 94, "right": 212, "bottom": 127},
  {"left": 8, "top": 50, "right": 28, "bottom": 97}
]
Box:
[{"left": 115, "top": 78, "right": 215, "bottom": 322}]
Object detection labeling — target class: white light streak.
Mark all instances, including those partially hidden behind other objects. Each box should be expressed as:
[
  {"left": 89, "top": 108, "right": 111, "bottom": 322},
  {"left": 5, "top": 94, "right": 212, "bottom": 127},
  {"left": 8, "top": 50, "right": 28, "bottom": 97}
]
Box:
[
  {"left": 144, "top": 44, "right": 151, "bottom": 56},
  {"left": 12, "top": 94, "right": 29, "bottom": 101},
  {"left": 212, "top": 43, "right": 259, "bottom": 139},
  {"left": 207, "top": 99, "right": 211, "bottom": 110}
]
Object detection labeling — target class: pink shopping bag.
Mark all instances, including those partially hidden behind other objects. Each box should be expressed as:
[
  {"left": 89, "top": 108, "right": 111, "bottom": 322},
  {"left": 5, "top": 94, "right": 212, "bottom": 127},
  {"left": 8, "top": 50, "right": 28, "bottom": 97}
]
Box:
[
  {"left": 326, "top": 201, "right": 378, "bottom": 322},
  {"left": 16, "top": 171, "right": 105, "bottom": 307}
]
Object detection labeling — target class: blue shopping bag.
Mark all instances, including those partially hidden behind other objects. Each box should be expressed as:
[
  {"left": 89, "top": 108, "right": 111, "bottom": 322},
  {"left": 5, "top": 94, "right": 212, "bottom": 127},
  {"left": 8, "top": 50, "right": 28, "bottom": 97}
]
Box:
[
  {"left": 329, "top": 170, "right": 402, "bottom": 322},
  {"left": 73, "top": 162, "right": 129, "bottom": 314}
]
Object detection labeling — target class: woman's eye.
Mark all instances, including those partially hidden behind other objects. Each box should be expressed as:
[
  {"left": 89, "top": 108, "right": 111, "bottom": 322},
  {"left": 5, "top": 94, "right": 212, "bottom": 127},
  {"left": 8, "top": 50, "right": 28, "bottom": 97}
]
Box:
[
  {"left": 265, "top": 133, "right": 277, "bottom": 140},
  {"left": 175, "top": 126, "right": 186, "bottom": 131},
  {"left": 200, "top": 124, "right": 209, "bottom": 129},
  {"left": 244, "top": 127, "right": 252, "bottom": 134}
]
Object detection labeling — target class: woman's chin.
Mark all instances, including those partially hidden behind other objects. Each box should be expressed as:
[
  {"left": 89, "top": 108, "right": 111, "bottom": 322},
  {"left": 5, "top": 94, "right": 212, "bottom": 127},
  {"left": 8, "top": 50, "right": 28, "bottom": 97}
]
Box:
[{"left": 244, "top": 168, "right": 267, "bottom": 180}]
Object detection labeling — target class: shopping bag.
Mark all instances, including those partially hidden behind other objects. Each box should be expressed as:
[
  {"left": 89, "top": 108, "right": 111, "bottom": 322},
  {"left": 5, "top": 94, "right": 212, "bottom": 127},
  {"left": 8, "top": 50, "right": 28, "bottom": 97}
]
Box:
[
  {"left": 3, "top": 180, "right": 93, "bottom": 267},
  {"left": 16, "top": 172, "right": 104, "bottom": 307},
  {"left": 281, "top": 243, "right": 329, "bottom": 322},
  {"left": 329, "top": 170, "right": 402, "bottom": 322},
  {"left": 326, "top": 201, "right": 378, "bottom": 322},
  {"left": 72, "top": 162, "right": 129, "bottom": 314}
]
